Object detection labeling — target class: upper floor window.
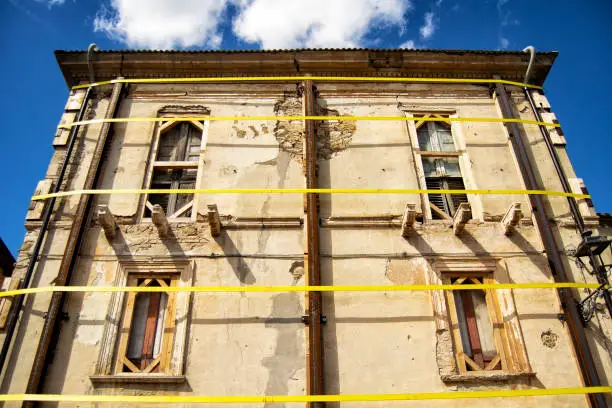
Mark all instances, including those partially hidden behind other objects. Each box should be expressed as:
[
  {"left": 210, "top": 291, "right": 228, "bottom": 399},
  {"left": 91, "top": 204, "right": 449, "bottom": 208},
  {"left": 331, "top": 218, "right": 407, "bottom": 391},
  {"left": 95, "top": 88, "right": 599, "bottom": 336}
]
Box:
[
  {"left": 143, "top": 119, "right": 207, "bottom": 220},
  {"left": 414, "top": 117, "right": 468, "bottom": 219}
]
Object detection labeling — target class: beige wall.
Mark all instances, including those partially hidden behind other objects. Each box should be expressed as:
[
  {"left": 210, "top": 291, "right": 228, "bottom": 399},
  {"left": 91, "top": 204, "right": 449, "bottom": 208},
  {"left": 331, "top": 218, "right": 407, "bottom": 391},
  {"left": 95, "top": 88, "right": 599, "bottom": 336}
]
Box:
[{"left": 2, "top": 81, "right": 611, "bottom": 408}]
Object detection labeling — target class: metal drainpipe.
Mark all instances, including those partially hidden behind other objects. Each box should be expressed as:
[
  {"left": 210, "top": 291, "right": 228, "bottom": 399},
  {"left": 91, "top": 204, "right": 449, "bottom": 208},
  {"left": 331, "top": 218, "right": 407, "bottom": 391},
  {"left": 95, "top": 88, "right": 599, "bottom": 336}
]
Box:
[
  {"left": 23, "top": 79, "right": 124, "bottom": 407},
  {"left": 0, "top": 86, "right": 92, "bottom": 376},
  {"left": 523, "top": 87, "right": 612, "bottom": 319},
  {"left": 495, "top": 81, "right": 606, "bottom": 408}
]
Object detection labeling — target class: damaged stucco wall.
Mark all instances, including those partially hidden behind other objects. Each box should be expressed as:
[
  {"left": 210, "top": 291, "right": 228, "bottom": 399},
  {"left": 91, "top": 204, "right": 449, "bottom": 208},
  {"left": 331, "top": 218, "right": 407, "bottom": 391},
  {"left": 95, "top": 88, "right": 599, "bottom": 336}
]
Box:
[
  {"left": 2, "top": 80, "right": 611, "bottom": 408},
  {"left": 34, "top": 225, "right": 307, "bottom": 408},
  {"left": 320, "top": 224, "right": 589, "bottom": 408}
]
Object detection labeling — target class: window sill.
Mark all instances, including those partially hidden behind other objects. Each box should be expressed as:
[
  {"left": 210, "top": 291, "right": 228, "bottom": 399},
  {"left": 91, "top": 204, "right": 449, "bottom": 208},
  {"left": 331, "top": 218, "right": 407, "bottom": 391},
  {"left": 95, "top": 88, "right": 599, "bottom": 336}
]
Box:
[
  {"left": 90, "top": 374, "right": 186, "bottom": 384},
  {"left": 441, "top": 371, "right": 535, "bottom": 383}
]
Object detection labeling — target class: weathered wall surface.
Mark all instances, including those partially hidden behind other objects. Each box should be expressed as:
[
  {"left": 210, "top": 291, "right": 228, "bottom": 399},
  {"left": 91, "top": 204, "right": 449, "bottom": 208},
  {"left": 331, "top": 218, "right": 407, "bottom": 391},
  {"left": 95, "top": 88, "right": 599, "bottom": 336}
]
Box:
[{"left": 2, "top": 81, "right": 611, "bottom": 408}]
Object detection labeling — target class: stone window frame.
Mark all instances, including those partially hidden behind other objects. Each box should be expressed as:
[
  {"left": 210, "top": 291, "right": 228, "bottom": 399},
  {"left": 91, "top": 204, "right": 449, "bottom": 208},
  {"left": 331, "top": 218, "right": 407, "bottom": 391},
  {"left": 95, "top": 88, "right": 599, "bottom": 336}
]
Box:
[
  {"left": 90, "top": 260, "right": 194, "bottom": 384},
  {"left": 425, "top": 257, "right": 533, "bottom": 382},
  {"left": 139, "top": 105, "right": 210, "bottom": 223},
  {"left": 404, "top": 109, "right": 482, "bottom": 221}
]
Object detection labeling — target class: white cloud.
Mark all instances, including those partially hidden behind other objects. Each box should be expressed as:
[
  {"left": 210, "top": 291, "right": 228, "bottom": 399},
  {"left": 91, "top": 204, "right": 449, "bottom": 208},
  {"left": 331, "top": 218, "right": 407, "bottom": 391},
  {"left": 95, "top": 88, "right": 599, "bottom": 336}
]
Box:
[
  {"left": 232, "top": 0, "right": 412, "bottom": 49},
  {"left": 399, "top": 39, "right": 415, "bottom": 49},
  {"left": 499, "top": 37, "right": 509, "bottom": 49},
  {"left": 435, "top": 0, "right": 443, "bottom": 6},
  {"left": 497, "top": 0, "right": 509, "bottom": 12},
  {"left": 93, "top": 0, "right": 413, "bottom": 50},
  {"left": 34, "top": 0, "right": 65, "bottom": 7},
  {"left": 93, "top": 0, "right": 229, "bottom": 49},
  {"left": 419, "top": 12, "right": 436, "bottom": 39}
]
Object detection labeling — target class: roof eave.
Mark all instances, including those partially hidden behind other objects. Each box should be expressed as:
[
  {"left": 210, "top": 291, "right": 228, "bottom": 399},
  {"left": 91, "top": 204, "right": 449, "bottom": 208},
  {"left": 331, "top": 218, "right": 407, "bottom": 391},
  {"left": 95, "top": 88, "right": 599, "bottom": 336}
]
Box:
[{"left": 55, "top": 48, "right": 558, "bottom": 88}]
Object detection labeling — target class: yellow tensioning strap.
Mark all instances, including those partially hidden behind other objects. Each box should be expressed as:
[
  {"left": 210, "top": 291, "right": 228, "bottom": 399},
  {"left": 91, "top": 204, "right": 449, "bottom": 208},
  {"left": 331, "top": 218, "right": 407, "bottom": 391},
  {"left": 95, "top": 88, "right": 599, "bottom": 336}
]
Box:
[
  {"left": 0, "top": 282, "right": 604, "bottom": 298},
  {"left": 31, "top": 188, "right": 590, "bottom": 201},
  {"left": 1, "top": 386, "right": 610, "bottom": 403},
  {"left": 71, "top": 76, "right": 543, "bottom": 90},
  {"left": 56, "top": 115, "right": 560, "bottom": 130}
]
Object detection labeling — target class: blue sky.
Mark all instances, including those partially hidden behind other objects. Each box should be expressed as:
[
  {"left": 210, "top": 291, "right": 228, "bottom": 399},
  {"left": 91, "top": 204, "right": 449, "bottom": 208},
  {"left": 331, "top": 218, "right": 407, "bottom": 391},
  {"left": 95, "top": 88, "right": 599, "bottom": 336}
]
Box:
[{"left": 1, "top": 0, "right": 611, "bottom": 255}]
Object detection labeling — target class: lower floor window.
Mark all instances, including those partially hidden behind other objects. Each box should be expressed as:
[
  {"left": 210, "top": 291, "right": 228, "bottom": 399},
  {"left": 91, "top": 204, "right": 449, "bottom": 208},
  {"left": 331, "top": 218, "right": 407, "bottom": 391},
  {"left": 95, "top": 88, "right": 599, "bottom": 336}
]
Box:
[
  {"left": 116, "top": 276, "right": 178, "bottom": 374},
  {"left": 426, "top": 259, "right": 532, "bottom": 381},
  {"left": 451, "top": 276, "right": 502, "bottom": 371},
  {"left": 92, "top": 261, "right": 193, "bottom": 383}
]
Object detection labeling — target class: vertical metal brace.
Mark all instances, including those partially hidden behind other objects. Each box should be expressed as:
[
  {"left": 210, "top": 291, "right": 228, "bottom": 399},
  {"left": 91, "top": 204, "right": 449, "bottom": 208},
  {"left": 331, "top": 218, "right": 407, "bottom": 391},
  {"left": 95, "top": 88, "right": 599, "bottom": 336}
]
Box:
[
  {"left": 524, "top": 88, "right": 612, "bottom": 322},
  {"left": 303, "top": 79, "right": 324, "bottom": 408},
  {"left": 494, "top": 82, "right": 605, "bottom": 408},
  {"left": 24, "top": 79, "right": 125, "bottom": 407}
]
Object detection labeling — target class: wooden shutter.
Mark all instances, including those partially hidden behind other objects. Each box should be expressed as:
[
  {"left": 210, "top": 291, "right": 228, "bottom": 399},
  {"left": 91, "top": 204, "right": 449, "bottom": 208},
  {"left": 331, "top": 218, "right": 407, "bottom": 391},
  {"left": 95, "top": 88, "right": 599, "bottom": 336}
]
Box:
[
  {"left": 425, "top": 177, "right": 448, "bottom": 218},
  {"left": 445, "top": 178, "right": 469, "bottom": 215},
  {"left": 417, "top": 125, "right": 433, "bottom": 151},
  {"left": 147, "top": 170, "right": 173, "bottom": 216},
  {"left": 157, "top": 126, "right": 181, "bottom": 161},
  {"left": 186, "top": 127, "right": 202, "bottom": 162}
]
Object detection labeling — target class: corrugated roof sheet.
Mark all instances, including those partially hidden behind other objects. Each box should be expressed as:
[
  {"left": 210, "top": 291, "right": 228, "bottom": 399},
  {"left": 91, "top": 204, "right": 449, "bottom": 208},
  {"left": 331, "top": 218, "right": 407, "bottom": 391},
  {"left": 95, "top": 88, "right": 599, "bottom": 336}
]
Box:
[{"left": 55, "top": 47, "right": 558, "bottom": 55}]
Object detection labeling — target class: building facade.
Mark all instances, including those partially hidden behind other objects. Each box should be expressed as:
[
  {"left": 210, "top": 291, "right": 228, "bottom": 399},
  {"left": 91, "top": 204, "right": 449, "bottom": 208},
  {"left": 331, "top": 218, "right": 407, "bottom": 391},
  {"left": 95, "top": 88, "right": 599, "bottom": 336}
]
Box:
[{"left": 0, "top": 48, "right": 611, "bottom": 407}]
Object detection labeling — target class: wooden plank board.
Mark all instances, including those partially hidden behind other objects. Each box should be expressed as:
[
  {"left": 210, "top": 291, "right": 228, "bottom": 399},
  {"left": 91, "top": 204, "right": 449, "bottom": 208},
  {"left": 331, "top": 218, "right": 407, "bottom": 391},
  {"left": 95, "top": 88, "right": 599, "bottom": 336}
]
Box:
[
  {"left": 141, "top": 292, "right": 161, "bottom": 370},
  {"left": 115, "top": 277, "right": 138, "bottom": 374},
  {"left": 430, "top": 202, "right": 451, "bottom": 220},
  {"left": 161, "top": 279, "right": 178, "bottom": 372},
  {"left": 461, "top": 290, "right": 485, "bottom": 368},
  {"left": 122, "top": 356, "right": 141, "bottom": 373}
]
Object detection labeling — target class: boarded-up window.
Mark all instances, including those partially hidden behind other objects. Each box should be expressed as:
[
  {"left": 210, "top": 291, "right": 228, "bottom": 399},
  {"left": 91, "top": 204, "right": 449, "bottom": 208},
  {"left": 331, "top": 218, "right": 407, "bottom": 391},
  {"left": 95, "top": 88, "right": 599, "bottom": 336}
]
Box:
[
  {"left": 144, "top": 120, "right": 204, "bottom": 219},
  {"left": 447, "top": 275, "right": 504, "bottom": 373},
  {"left": 427, "top": 259, "right": 532, "bottom": 381},
  {"left": 115, "top": 275, "right": 178, "bottom": 374},
  {"left": 451, "top": 277, "right": 501, "bottom": 371}
]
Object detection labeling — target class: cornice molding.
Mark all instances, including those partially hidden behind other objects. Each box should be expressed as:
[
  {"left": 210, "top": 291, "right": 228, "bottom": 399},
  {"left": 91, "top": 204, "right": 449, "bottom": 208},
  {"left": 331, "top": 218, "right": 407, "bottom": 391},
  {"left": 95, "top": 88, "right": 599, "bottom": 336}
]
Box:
[{"left": 55, "top": 49, "right": 557, "bottom": 88}]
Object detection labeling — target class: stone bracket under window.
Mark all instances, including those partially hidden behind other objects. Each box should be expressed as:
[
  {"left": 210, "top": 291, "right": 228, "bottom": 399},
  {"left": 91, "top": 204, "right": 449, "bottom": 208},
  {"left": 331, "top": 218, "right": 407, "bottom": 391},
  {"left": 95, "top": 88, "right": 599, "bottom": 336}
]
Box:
[
  {"left": 452, "top": 203, "right": 471, "bottom": 235},
  {"left": 500, "top": 203, "right": 522, "bottom": 235},
  {"left": 98, "top": 205, "right": 118, "bottom": 240},
  {"left": 401, "top": 203, "right": 417, "bottom": 237}
]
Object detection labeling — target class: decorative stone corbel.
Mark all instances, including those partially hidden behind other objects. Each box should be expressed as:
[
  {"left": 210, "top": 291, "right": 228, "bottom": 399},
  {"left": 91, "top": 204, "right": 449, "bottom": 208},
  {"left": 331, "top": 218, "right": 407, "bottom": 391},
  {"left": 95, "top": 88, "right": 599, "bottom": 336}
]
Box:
[
  {"left": 501, "top": 203, "right": 522, "bottom": 236},
  {"left": 97, "top": 205, "right": 117, "bottom": 240},
  {"left": 152, "top": 204, "right": 169, "bottom": 238},
  {"left": 453, "top": 203, "right": 472, "bottom": 235},
  {"left": 401, "top": 203, "right": 416, "bottom": 237},
  {"left": 207, "top": 204, "right": 222, "bottom": 237}
]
